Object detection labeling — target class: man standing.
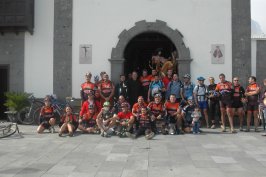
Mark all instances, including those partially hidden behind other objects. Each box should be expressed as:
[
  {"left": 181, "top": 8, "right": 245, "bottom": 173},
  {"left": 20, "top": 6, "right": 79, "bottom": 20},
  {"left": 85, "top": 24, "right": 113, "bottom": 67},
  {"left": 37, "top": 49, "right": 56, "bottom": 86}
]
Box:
[
  {"left": 166, "top": 73, "right": 184, "bottom": 102},
  {"left": 128, "top": 71, "right": 142, "bottom": 106},
  {"left": 80, "top": 72, "right": 95, "bottom": 104},
  {"left": 98, "top": 73, "right": 115, "bottom": 105},
  {"left": 245, "top": 76, "right": 260, "bottom": 132},
  {"left": 215, "top": 73, "right": 236, "bottom": 133},
  {"left": 183, "top": 74, "right": 195, "bottom": 100}
]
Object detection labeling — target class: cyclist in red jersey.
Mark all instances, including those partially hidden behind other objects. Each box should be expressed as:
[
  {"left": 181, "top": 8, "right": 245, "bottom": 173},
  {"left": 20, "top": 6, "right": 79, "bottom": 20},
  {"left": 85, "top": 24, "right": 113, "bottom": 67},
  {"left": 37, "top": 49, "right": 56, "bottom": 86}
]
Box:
[
  {"left": 147, "top": 93, "right": 166, "bottom": 134},
  {"left": 78, "top": 104, "right": 99, "bottom": 134},
  {"left": 164, "top": 94, "right": 181, "bottom": 134},
  {"left": 58, "top": 106, "right": 78, "bottom": 137},
  {"left": 98, "top": 73, "right": 115, "bottom": 105},
  {"left": 215, "top": 73, "right": 236, "bottom": 133},
  {"left": 245, "top": 76, "right": 260, "bottom": 132},
  {"left": 114, "top": 103, "right": 135, "bottom": 137},
  {"left": 162, "top": 69, "right": 173, "bottom": 89},
  {"left": 80, "top": 92, "right": 101, "bottom": 119},
  {"left": 37, "top": 96, "right": 56, "bottom": 133},
  {"left": 132, "top": 96, "right": 147, "bottom": 131},
  {"left": 140, "top": 69, "right": 151, "bottom": 101},
  {"left": 80, "top": 72, "right": 95, "bottom": 104},
  {"left": 232, "top": 77, "right": 246, "bottom": 131}
]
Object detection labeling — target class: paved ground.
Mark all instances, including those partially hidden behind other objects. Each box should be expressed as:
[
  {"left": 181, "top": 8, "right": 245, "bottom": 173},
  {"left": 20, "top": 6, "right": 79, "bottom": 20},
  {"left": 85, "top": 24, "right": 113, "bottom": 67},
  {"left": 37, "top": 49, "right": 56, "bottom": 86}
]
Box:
[{"left": 0, "top": 125, "right": 266, "bottom": 177}]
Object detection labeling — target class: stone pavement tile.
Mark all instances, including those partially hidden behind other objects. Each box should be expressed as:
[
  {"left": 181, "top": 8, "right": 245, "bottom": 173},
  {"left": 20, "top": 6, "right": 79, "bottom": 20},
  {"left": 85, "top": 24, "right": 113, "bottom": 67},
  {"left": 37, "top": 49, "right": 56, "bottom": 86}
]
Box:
[
  {"left": 189, "top": 153, "right": 212, "bottom": 161},
  {"left": 46, "top": 165, "right": 76, "bottom": 175},
  {"left": 124, "top": 159, "right": 148, "bottom": 170},
  {"left": 111, "top": 145, "right": 132, "bottom": 154},
  {"left": 14, "top": 169, "right": 45, "bottom": 177},
  {"left": 174, "top": 167, "right": 225, "bottom": 177},
  {"left": 218, "top": 164, "right": 246, "bottom": 172},
  {"left": 106, "top": 153, "right": 128, "bottom": 162},
  {"left": 235, "top": 157, "right": 264, "bottom": 167},
  {"left": 149, "top": 159, "right": 172, "bottom": 168},
  {"left": 73, "top": 162, "right": 100, "bottom": 174},
  {"left": 97, "top": 161, "right": 125, "bottom": 172},
  {"left": 121, "top": 169, "right": 147, "bottom": 177},
  {"left": 41, "top": 174, "right": 66, "bottom": 177},
  {"left": 223, "top": 170, "right": 265, "bottom": 177},
  {"left": 0, "top": 167, "right": 24, "bottom": 176},
  {"left": 148, "top": 167, "right": 175, "bottom": 177},
  {"left": 192, "top": 160, "right": 218, "bottom": 168},
  {"left": 211, "top": 156, "right": 237, "bottom": 164},
  {"left": 95, "top": 171, "right": 123, "bottom": 177},
  {"left": 68, "top": 172, "right": 95, "bottom": 177}
]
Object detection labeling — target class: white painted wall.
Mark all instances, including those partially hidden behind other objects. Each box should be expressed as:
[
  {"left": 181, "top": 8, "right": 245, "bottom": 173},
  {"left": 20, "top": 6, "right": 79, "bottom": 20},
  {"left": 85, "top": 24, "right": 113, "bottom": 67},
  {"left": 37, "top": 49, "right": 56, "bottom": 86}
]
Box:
[
  {"left": 72, "top": 0, "right": 232, "bottom": 97},
  {"left": 24, "top": 0, "right": 54, "bottom": 98}
]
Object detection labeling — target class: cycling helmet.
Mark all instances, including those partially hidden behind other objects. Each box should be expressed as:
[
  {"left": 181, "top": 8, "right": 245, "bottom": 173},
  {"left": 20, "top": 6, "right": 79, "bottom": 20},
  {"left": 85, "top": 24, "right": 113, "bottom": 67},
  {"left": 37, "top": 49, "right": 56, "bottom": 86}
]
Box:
[
  {"left": 183, "top": 74, "right": 191, "bottom": 78},
  {"left": 103, "top": 101, "right": 111, "bottom": 107},
  {"left": 154, "top": 93, "right": 162, "bottom": 98}
]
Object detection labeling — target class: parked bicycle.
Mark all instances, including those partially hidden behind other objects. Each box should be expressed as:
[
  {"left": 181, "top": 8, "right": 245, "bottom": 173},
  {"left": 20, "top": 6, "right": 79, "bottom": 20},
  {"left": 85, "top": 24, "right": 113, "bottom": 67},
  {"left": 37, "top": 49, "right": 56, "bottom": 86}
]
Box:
[
  {"left": 17, "top": 94, "right": 44, "bottom": 125},
  {"left": 0, "top": 122, "right": 22, "bottom": 139}
]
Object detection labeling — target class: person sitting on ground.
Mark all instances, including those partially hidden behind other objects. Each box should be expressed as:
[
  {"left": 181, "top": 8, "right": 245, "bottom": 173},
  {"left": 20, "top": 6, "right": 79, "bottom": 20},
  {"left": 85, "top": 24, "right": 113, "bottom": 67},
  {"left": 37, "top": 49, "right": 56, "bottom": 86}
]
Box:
[
  {"left": 127, "top": 107, "right": 155, "bottom": 140},
  {"left": 58, "top": 106, "right": 78, "bottom": 137},
  {"left": 78, "top": 104, "right": 99, "bottom": 134},
  {"left": 96, "top": 101, "right": 116, "bottom": 137},
  {"left": 164, "top": 94, "right": 181, "bottom": 135},
  {"left": 132, "top": 96, "right": 148, "bottom": 131},
  {"left": 114, "top": 103, "right": 135, "bottom": 137},
  {"left": 191, "top": 107, "right": 202, "bottom": 134},
  {"left": 147, "top": 93, "right": 166, "bottom": 134},
  {"left": 37, "top": 96, "right": 56, "bottom": 134},
  {"left": 181, "top": 97, "right": 196, "bottom": 134}
]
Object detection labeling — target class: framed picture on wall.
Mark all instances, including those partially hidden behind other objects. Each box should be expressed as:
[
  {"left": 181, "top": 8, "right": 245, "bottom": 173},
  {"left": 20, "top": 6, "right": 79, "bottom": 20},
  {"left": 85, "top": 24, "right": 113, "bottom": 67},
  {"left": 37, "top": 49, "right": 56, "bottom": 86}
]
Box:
[{"left": 211, "top": 44, "right": 224, "bottom": 64}]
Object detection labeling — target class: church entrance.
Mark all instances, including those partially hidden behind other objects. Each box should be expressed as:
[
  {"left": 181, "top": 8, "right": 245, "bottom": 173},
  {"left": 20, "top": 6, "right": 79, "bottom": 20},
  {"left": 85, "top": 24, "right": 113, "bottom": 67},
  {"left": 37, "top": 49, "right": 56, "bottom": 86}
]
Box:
[
  {"left": 109, "top": 20, "right": 192, "bottom": 84},
  {"left": 123, "top": 32, "right": 177, "bottom": 76}
]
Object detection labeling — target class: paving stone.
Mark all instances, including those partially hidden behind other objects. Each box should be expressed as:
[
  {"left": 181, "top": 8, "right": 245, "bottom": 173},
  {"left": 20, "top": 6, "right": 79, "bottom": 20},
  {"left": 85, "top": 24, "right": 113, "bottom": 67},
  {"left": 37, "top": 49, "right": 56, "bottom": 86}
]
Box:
[{"left": 211, "top": 156, "right": 237, "bottom": 164}]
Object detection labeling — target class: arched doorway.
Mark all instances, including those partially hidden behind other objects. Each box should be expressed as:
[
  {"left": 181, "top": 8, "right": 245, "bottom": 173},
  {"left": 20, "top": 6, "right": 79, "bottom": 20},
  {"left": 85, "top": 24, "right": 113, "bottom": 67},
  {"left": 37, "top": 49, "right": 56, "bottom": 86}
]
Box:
[
  {"left": 109, "top": 20, "right": 192, "bottom": 83},
  {"left": 124, "top": 32, "right": 177, "bottom": 75}
]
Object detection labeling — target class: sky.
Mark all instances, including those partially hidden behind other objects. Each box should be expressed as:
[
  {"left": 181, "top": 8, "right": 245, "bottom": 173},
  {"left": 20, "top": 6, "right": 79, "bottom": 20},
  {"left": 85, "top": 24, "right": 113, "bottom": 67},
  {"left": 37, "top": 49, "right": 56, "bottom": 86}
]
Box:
[{"left": 251, "top": 0, "right": 266, "bottom": 33}]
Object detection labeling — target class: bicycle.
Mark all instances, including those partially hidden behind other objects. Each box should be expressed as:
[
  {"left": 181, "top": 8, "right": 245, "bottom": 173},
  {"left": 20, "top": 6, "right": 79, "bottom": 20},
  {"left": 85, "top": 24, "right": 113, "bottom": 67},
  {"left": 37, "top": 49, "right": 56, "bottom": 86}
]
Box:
[
  {"left": 17, "top": 94, "right": 44, "bottom": 125},
  {"left": 0, "top": 122, "right": 22, "bottom": 139}
]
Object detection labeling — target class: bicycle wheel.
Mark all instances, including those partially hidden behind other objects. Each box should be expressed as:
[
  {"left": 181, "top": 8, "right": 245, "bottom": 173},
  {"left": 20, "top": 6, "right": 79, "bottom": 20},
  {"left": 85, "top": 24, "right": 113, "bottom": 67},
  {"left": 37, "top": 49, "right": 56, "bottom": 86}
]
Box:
[
  {"left": 17, "top": 101, "right": 44, "bottom": 125},
  {"left": 0, "top": 123, "right": 17, "bottom": 139}
]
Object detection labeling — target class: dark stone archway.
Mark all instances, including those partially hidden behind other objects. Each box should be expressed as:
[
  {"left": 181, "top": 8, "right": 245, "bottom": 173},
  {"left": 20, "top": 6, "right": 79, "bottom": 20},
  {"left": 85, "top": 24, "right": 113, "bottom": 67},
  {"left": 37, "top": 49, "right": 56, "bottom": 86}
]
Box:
[{"left": 109, "top": 20, "right": 192, "bottom": 83}]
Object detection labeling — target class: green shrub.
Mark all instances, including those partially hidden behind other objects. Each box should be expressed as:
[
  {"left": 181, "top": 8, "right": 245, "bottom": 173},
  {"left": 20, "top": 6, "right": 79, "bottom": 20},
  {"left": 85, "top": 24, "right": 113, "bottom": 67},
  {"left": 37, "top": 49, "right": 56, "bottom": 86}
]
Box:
[{"left": 4, "top": 92, "right": 30, "bottom": 112}]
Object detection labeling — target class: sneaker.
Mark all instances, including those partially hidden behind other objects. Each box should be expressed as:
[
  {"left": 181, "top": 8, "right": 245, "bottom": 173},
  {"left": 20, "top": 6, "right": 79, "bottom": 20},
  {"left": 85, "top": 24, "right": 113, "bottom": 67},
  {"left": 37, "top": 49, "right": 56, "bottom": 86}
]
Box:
[
  {"left": 50, "top": 126, "right": 55, "bottom": 134},
  {"left": 69, "top": 132, "right": 74, "bottom": 137},
  {"left": 211, "top": 124, "right": 216, "bottom": 129},
  {"left": 126, "top": 132, "right": 136, "bottom": 139},
  {"left": 145, "top": 132, "right": 155, "bottom": 140},
  {"left": 239, "top": 127, "right": 243, "bottom": 131},
  {"left": 103, "top": 131, "right": 110, "bottom": 138},
  {"left": 58, "top": 133, "right": 62, "bottom": 137},
  {"left": 255, "top": 128, "right": 260, "bottom": 132},
  {"left": 100, "top": 131, "right": 104, "bottom": 137},
  {"left": 230, "top": 129, "right": 237, "bottom": 133},
  {"left": 169, "top": 127, "right": 175, "bottom": 135}
]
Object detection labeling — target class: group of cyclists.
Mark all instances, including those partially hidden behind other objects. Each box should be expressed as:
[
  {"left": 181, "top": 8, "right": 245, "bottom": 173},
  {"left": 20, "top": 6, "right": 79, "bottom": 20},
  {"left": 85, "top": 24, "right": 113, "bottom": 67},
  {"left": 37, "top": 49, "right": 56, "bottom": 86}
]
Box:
[
  {"left": 36, "top": 68, "right": 264, "bottom": 139},
  {"left": 35, "top": 48, "right": 265, "bottom": 139}
]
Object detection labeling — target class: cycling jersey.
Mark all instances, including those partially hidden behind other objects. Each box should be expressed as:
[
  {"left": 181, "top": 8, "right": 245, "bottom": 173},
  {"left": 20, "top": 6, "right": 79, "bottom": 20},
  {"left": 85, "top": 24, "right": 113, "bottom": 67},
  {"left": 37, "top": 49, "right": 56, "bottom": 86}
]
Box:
[
  {"left": 148, "top": 102, "right": 165, "bottom": 117},
  {"left": 40, "top": 106, "right": 54, "bottom": 120},
  {"left": 80, "top": 82, "right": 95, "bottom": 101},
  {"left": 99, "top": 81, "right": 114, "bottom": 98},
  {"left": 164, "top": 101, "right": 179, "bottom": 115},
  {"left": 117, "top": 111, "right": 133, "bottom": 120},
  {"left": 132, "top": 103, "right": 147, "bottom": 115},
  {"left": 139, "top": 114, "right": 152, "bottom": 127},
  {"left": 246, "top": 83, "right": 260, "bottom": 106}
]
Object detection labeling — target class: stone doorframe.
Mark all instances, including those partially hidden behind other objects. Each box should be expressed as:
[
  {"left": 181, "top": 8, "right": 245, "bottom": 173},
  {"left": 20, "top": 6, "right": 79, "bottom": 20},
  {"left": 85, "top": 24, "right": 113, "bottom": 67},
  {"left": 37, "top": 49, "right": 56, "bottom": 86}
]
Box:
[{"left": 109, "top": 20, "right": 192, "bottom": 83}]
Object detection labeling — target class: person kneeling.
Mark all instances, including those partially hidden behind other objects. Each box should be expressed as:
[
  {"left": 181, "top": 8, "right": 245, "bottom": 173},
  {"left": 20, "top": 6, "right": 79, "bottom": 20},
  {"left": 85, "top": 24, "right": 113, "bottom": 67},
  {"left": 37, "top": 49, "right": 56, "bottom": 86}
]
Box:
[
  {"left": 59, "top": 106, "right": 78, "bottom": 137},
  {"left": 114, "top": 103, "right": 134, "bottom": 137},
  {"left": 127, "top": 107, "right": 155, "bottom": 140},
  {"left": 78, "top": 104, "right": 99, "bottom": 134},
  {"left": 37, "top": 96, "right": 56, "bottom": 134}
]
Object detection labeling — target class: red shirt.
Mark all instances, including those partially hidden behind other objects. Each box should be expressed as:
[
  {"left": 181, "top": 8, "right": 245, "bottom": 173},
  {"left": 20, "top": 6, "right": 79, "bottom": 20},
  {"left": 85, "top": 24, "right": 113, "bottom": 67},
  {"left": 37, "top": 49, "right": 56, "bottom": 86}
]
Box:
[
  {"left": 165, "top": 101, "right": 179, "bottom": 115},
  {"left": 80, "top": 100, "right": 101, "bottom": 116},
  {"left": 61, "top": 114, "right": 77, "bottom": 123},
  {"left": 162, "top": 76, "right": 172, "bottom": 89},
  {"left": 132, "top": 102, "right": 147, "bottom": 114},
  {"left": 99, "top": 81, "right": 114, "bottom": 97},
  {"left": 81, "top": 82, "right": 95, "bottom": 94},
  {"left": 140, "top": 76, "right": 151, "bottom": 87},
  {"left": 117, "top": 111, "right": 133, "bottom": 120},
  {"left": 148, "top": 102, "right": 165, "bottom": 117},
  {"left": 83, "top": 112, "right": 97, "bottom": 121},
  {"left": 40, "top": 106, "right": 54, "bottom": 119}
]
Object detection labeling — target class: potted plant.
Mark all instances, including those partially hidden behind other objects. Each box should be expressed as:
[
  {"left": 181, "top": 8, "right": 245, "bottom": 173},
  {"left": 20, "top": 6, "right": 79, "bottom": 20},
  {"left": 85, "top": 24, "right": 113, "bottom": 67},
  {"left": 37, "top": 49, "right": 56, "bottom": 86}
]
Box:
[{"left": 4, "top": 92, "right": 30, "bottom": 122}]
